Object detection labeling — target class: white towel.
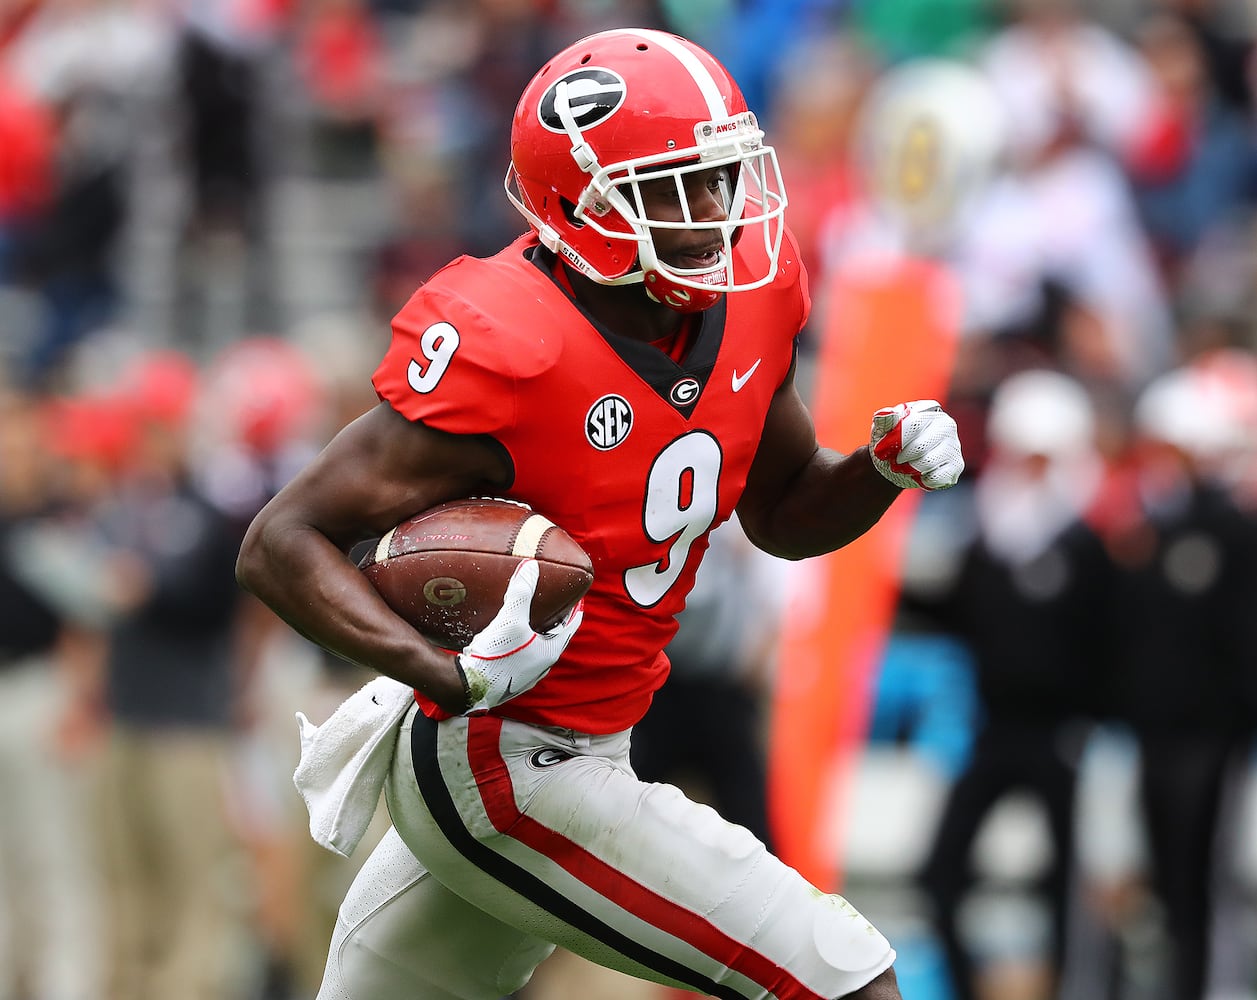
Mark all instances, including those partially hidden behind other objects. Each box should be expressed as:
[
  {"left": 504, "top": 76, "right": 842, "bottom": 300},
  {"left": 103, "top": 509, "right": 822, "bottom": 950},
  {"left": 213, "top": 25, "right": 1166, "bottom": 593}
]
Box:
[{"left": 293, "top": 675, "right": 415, "bottom": 858}]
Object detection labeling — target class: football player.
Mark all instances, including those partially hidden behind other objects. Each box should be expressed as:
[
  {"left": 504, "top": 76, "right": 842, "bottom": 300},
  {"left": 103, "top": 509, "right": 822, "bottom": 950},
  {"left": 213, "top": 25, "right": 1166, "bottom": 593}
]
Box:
[{"left": 237, "top": 27, "right": 963, "bottom": 1000}]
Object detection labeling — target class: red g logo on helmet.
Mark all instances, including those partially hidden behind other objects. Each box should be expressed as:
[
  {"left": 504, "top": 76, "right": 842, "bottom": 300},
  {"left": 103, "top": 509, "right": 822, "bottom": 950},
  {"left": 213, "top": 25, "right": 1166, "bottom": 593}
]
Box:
[{"left": 538, "top": 69, "right": 626, "bottom": 134}]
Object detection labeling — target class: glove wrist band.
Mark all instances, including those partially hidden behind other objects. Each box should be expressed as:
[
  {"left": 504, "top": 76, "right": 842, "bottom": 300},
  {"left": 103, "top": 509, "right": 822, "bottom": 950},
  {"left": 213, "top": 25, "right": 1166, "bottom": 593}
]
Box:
[{"left": 453, "top": 653, "right": 474, "bottom": 713}]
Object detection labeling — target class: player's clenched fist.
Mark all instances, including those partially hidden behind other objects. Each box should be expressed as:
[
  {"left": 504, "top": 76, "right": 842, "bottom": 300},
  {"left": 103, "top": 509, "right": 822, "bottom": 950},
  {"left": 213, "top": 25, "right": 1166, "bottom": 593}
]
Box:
[
  {"left": 456, "top": 559, "right": 583, "bottom": 714},
  {"left": 869, "top": 399, "right": 964, "bottom": 491}
]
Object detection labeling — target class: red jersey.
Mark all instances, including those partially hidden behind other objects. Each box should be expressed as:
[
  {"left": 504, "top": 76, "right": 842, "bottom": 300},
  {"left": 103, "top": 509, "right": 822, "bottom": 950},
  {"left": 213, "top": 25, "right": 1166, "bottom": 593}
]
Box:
[{"left": 372, "top": 230, "right": 810, "bottom": 733}]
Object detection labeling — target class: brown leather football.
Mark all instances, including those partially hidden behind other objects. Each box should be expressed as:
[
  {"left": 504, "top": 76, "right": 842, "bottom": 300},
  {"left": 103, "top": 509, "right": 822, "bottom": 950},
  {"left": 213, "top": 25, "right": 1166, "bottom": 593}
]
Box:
[{"left": 358, "top": 497, "right": 593, "bottom": 651}]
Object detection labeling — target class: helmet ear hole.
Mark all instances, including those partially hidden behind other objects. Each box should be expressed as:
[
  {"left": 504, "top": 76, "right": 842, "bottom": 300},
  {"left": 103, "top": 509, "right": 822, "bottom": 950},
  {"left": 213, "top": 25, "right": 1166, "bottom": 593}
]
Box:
[{"left": 560, "top": 199, "right": 585, "bottom": 228}]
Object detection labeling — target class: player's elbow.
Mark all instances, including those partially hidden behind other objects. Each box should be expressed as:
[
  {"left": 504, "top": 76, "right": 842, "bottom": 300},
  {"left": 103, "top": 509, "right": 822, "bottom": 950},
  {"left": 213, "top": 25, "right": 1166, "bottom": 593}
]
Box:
[
  {"left": 736, "top": 513, "right": 809, "bottom": 561},
  {"left": 235, "top": 511, "right": 274, "bottom": 598}
]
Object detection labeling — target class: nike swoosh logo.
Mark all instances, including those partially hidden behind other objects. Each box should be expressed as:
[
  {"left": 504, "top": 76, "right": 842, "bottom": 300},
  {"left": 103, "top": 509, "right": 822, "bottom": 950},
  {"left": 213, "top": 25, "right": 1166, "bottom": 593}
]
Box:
[{"left": 732, "top": 359, "right": 761, "bottom": 392}]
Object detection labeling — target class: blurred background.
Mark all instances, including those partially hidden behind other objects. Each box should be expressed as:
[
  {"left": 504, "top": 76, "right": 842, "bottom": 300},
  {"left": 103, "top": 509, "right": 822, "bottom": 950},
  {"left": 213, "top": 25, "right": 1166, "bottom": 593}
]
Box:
[{"left": 2, "top": 1, "right": 1257, "bottom": 999}]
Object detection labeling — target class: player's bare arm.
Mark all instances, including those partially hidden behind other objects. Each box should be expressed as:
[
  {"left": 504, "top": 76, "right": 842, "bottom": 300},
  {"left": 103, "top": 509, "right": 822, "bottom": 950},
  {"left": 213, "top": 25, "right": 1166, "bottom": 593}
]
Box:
[
  {"left": 235, "top": 402, "right": 511, "bottom": 713},
  {"left": 736, "top": 363, "right": 900, "bottom": 560}
]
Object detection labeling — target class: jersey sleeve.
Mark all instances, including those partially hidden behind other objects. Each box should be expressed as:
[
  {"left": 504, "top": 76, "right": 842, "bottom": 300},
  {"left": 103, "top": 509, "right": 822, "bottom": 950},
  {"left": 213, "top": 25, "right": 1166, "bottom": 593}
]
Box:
[
  {"left": 735, "top": 222, "right": 811, "bottom": 338},
  {"left": 779, "top": 224, "right": 812, "bottom": 333},
  {"left": 792, "top": 227, "right": 813, "bottom": 331},
  {"left": 372, "top": 279, "right": 518, "bottom": 438}
]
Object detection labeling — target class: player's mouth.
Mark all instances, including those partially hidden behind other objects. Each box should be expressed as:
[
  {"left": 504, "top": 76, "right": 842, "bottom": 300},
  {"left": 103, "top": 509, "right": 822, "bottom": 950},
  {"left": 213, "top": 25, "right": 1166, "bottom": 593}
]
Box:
[{"left": 671, "top": 244, "right": 724, "bottom": 271}]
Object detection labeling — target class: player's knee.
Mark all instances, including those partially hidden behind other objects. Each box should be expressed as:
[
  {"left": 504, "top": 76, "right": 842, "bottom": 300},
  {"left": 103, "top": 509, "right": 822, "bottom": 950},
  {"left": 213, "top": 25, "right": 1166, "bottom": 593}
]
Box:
[{"left": 813, "top": 894, "right": 892, "bottom": 974}]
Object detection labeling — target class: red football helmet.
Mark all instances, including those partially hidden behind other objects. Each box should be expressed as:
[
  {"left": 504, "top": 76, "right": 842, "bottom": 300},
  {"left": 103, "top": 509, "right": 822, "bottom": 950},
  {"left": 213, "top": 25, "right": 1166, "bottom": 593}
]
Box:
[{"left": 506, "top": 28, "right": 787, "bottom": 313}]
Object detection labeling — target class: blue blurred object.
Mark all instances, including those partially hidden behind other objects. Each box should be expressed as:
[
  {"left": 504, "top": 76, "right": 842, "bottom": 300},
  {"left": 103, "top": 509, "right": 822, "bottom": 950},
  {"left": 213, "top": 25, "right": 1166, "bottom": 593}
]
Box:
[
  {"left": 703, "top": 0, "right": 847, "bottom": 124},
  {"left": 867, "top": 633, "right": 978, "bottom": 780},
  {"left": 890, "top": 926, "right": 958, "bottom": 1000}
]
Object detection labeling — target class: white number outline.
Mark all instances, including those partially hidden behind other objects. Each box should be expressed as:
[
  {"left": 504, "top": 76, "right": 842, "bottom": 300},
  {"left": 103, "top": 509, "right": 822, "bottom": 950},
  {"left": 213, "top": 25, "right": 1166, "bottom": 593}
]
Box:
[
  {"left": 624, "top": 430, "right": 723, "bottom": 608},
  {"left": 406, "top": 321, "right": 460, "bottom": 394}
]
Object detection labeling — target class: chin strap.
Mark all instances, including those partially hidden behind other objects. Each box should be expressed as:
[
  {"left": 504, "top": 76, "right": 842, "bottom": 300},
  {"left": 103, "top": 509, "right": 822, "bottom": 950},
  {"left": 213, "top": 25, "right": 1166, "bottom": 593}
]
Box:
[{"left": 643, "top": 275, "right": 722, "bottom": 313}]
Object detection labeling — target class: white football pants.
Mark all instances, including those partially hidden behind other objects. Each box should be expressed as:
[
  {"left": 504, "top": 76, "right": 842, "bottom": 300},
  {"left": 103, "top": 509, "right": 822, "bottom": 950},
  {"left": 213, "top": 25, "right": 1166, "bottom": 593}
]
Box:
[{"left": 316, "top": 702, "right": 894, "bottom": 1000}]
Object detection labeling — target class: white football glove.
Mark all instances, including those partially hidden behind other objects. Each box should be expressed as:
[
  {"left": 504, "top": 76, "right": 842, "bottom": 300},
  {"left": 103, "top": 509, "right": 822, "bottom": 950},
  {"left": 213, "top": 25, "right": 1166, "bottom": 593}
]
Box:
[
  {"left": 455, "top": 559, "right": 583, "bottom": 714},
  {"left": 869, "top": 399, "right": 965, "bottom": 491}
]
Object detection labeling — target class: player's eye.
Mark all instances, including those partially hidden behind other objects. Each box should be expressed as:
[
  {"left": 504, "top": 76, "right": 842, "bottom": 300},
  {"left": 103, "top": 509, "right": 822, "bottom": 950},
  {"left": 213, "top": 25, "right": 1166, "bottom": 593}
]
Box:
[
  {"left": 707, "top": 170, "right": 732, "bottom": 209},
  {"left": 641, "top": 179, "right": 681, "bottom": 203}
]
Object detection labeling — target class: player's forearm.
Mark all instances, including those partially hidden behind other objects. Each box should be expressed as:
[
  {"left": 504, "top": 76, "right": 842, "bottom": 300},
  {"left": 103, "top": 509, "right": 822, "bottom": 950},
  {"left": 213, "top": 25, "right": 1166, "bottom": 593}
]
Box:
[
  {"left": 236, "top": 517, "right": 467, "bottom": 713},
  {"left": 740, "top": 446, "right": 900, "bottom": 560}
]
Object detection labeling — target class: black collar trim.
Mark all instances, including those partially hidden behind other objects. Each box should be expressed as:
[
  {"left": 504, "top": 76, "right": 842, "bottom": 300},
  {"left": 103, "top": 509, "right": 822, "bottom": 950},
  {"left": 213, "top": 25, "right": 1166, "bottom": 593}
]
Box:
[{"left": 528, "top": 246, "right": 725, "bottom": 417}]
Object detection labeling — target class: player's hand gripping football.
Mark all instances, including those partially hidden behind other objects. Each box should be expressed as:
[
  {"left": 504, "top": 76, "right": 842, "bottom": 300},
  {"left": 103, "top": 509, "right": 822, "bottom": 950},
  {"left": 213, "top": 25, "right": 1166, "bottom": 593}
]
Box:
[
  {"left": 869, "top": 399, "right": 965, "bottom": 491},
  {"left": 455, "top": 559, "right": 583, "bottom": 714}
]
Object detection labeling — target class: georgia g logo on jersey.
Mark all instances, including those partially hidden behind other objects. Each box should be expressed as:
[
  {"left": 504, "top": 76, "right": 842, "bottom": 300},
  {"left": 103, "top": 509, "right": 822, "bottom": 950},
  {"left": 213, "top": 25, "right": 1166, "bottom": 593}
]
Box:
[
  {"left": 538, "top": 68, "right": 627, "bottom": 133},
  {"left": 586, "top": 394, "right": 633, "bottom": 450},
  {"left": 669, "top": 377, "right": 701, "bottom": 407}
]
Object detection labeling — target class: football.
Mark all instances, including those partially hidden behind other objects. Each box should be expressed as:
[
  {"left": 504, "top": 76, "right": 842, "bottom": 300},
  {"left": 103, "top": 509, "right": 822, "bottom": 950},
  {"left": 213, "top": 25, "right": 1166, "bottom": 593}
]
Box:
[{"left": 358, "top": 497, "right": 594, "bottom": 651}]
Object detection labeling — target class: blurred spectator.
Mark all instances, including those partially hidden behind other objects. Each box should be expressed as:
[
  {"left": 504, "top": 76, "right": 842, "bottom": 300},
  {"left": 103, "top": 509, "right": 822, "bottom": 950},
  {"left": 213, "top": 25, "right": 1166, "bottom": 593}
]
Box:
[
  {"left": 0, "top": 65, "right": 54, "bottom": 266},
  {"left": 0, "top": 387, "right": 100, "bottom": 1000},
  {"left": 1087, "top": 365, "right": 1257, "bottom": 1000},
  {"left": 192, "top": 323, "right": 387, "bottom": 999},
  {"left": 172, "top": 0, "right": 288, "bottom": 349},
  {"left": 1125, "top": 10, "right": 1257, "bottom": 285},
  {"left": 294, "top": 0, "right": 387, "bottom": 180},
  {"left": 63, "top": 350, "right": 258, "bottom": 1000},
  {"left": 867, "top": 486, "right": 980, "bottom": 783},
  {"left": 766, "top": 31, "right": 877, "bottom": 306},
  {"left": 700, "top": 0, "right": 837, "bottom": 126},
  {"left": 10, "top": 90, "right": 127, "bottom": 383},
  {"left": 917, "top": 369, "right": 1114, "bottom": 1000},
  {"left": 175, "top": 0, "right": 280, "bottom": 237},
  {"left": 983, "top": 0, "right": 1157, "bottom": 163},
  {"left": 630, "top": 514, "right": 786, "bottom": 851},
  {"left": 968, "top": 0, "right": 1175, "bottom": 386},
  {"left": 191, "top": 335, "right": 326, "bottom": 533},
  {"left": 1157, "top": 0, "right": 1257, "bottom": 115},
  {"left": 1183, "top": 343, "right": 1257, "bottom": 509},
  {"left": 1, "top": 0, "right": 172, "bottom": 384},
  {"left": 0, "top": 64, "right": 54, "bottom": 374}
]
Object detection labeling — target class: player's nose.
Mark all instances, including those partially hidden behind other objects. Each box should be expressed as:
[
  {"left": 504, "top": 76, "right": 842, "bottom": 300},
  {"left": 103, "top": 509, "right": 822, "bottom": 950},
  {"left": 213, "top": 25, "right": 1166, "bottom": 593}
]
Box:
[{"left": 688, "top": 186, "right": 728, "bottom": 224}]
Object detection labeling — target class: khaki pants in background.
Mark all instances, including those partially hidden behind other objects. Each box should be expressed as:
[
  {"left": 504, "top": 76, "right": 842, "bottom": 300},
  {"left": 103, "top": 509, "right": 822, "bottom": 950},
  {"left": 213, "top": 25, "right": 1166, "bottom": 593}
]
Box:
[
  {"left": 95, "top": 727, "right": 248, "bottom": 1000},
  {"left": 0, "top": 657, "right": 101, "bottom": 1000}
]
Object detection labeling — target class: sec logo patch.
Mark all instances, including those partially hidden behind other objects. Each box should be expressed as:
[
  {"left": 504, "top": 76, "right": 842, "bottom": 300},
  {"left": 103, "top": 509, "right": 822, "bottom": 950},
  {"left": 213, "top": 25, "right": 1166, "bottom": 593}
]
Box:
[{"left": 586, "top": 394, "right": 633, "bottom": 450}]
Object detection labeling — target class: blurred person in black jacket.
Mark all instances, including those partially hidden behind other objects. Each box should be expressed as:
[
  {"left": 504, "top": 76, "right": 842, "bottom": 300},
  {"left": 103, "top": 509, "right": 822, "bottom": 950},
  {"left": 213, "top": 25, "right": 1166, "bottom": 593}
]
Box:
[
  {"left": 1090, "top": 365, "right": 1257, "bottom": 1000},
  {"left": 62, "top": 350, "right": 257, "bottom": 1000},
  {"left": 918, "top": 369, "right": 1114, "bottom": 1000}
]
